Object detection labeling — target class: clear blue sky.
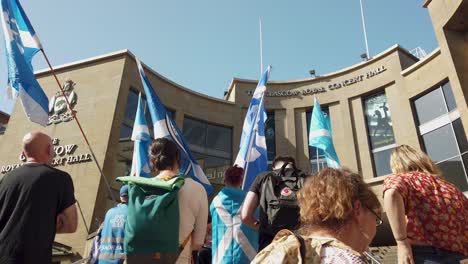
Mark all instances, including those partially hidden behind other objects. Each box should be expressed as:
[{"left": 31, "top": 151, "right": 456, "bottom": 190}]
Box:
[{"left": 0, "top": 0, "right": 437, "bottom": 114}]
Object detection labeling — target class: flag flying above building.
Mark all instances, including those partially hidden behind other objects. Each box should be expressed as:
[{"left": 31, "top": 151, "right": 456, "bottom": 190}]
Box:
[
  {"left": 130, "top": 93, "right": 152, "bottom": 177},
  {"left": 235, "top": 66, "right": 270, "bottom": 191},
  {"left": 136, "top": 57, "right": 213, "bottom": 194},
  {"left": 0, "top": 0, "right": 48, "bottom": 126},
  {"left": 309, "top": 98, "right": 341, "bottom": 168}
]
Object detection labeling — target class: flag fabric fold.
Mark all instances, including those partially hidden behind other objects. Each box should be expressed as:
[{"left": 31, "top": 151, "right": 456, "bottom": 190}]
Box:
[
  {"left": 308, "top": 98, "right": 341, "bottom": 168},
  {"left": 235, "top": 66, "right": 271, "bottom": 191},
  {"left": 130, "top": 93, "right": 152, "bottom": 177},
  {"left": 135, "top": 57, "right": 213, "bottom": 194},
  {"left": 0, "top": 0, "right": 48, "bottom": 125}
]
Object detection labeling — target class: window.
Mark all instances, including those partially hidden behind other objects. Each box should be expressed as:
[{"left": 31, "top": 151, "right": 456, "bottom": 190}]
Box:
[
  {"left": 265, "top": 112, "right": 276, "bottom": 165},
  {"left": 183, "top": 117, "right": 233, "bottom": 190},
  {"left": 306, "top": 108, "right": 330, "bottom": 173},
  {"left": 120, "top": 90, "right": 139, "bottom": 139},
  {"left": 119, "top": 89, "right": 174, "bottom": 140},
  {"left": 413, "top": 81, "right": 468, "bottom": 191},
  {"left": 364, "top": 93, "right": 396, "bottom": 176}
]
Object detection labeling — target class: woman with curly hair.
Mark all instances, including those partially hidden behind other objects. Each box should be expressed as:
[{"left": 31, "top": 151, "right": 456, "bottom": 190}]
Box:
[
  {"left": 384, "top": 145, "right": 467, "bottom": 264},
  {"left": 251, "top": 168, "right": 382, "bottom": 263}
]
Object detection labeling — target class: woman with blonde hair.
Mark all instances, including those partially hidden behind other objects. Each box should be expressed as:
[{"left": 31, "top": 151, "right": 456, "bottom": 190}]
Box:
[
  {"left": 252, "top": 168, "right": 382, "bottom": 263},
  {"left": 384, "top": 144, "right": 467, "bottom": 264}
]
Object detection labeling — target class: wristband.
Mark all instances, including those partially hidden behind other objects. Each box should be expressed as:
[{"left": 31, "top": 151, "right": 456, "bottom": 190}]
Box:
[{"left": 395, "top": 236, "right": 407, "bottom": 242}]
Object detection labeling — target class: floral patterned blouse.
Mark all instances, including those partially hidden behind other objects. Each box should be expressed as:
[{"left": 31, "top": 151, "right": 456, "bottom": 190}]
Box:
[
  {"left": 383, "top": 171, "right": 468, "bottom": 256},
  {"left": 251, "top": 230, "right": 368, "bottom": 264}
]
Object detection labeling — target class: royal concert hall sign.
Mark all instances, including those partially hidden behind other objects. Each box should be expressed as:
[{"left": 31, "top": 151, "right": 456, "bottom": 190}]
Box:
[
  {"left": 246, "top": 66, "right": 387, "bottom": 97},
  {"left": 0, "top": 137, "right": 92, "bottom": 174}
]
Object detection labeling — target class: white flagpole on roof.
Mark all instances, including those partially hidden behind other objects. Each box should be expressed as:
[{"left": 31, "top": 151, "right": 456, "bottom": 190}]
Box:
[
  {"left": 259, "top": 17, "right": 263, "bottom": 74},
  {"left": 359, "top": 0, "right": 371, "bottom": 59}
]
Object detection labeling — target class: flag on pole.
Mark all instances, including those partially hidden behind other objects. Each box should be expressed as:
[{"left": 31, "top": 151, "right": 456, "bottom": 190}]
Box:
[
  {"left": 235, "top": 66, "right": 270, "bottom": 191},
  {"left": 309, "top": 98, "right": 341, "bottom": 168},
  {"left": 135, "top": 57, "right": 213, "bottom": 194},
  {"left": 130, "top": 93, "right": 152, "bottom": 177},
  {"left": 0, "top": 0, "right": 48, "bottom": 126}
]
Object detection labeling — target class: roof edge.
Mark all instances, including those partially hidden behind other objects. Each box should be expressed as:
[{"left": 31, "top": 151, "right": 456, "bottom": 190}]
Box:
[
  {"left": 35, "top": 49, "right": 131, "bottom": 75},
  {"left": 423, "top": 0, "right": 433, "bottom": 8},
  {"left": 226, "top": 44, "right": 418, "bottom": 90},
  {"left": 125, "top": 54, "right": 235, "bottom": 105},
  {"left": 401, "top": 47, "right": 441, "bottom": 77},
  {"left": 34, "top": 49, "right": 234, "bottom": 105}
]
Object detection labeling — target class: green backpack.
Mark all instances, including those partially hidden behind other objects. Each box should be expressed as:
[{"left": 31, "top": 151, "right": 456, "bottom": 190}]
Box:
[{"left": 116, "top": 175, "right": 185, "bottom": 261}]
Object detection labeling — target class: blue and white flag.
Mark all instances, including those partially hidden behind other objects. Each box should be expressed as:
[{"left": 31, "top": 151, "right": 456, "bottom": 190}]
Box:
[
  {"left": 0, "top": 0, "right": 48, "bottom": 126},
  {"left": 235, "top": 66, "right": 270, "bottom": 191},
  {"left": 136, "top": 57, "right": 213, "bottom": 194},
  {"left": 309, "top": 98, "right": 341, "bottom": 168},
  {"left": 210, "top": 188, "right": 258, "bottom": 264},
  {"left": 130, "top": 93, "right": 152, "bottom": 177}
]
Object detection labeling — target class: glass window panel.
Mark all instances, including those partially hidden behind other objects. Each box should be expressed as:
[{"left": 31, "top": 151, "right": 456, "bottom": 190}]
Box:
[
  {"left": 438, "top": 156, "right": 468, "bottom": 192},
  {"left": 442, "top": 82, "right": 457, "bottom": 112},
  {"left": 124, "top": 90, "right": 139, "bottom": 123},
  {"left": 194, "top": 152, "right": 231, "bottom": 186},
  {"left": 184, "top": 119, "right": 233, "bottom": 188},
  {"left": 119, "top": 124, "right": 133, "bottom": 139},
  {"left": 309, "top": 159, "right": 328, "bottom": 174},
  {"left": 373, "top": 148, "right": 393, "bottom": 176},
  {"left": 414, "top": 88, "right": 447, "bottom": 125},
  {"left": 306, "top": 108, "right": 330, "bottom": 160},
  {"left": 452, "top": 118, "right": 468, "bottom": 153},
  {"left": 422, "top": 124, "right": 459, "bottom": 162},
  {"left": 183, "top": 118, "right": 206, "bottom": 146},
  {"left": 265, "top": 112, "right": 276, "bottom": 162},
  {"left": 206, "top": 124, "right": 232, "bottom": 153},
  {"left": 364, "top": 93, "right": 395, "bottom": 149}
]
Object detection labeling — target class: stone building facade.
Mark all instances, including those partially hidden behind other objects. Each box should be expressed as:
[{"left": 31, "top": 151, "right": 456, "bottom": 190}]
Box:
[{"left": 0, "top": 0, "right": 466, "bottom": 261}]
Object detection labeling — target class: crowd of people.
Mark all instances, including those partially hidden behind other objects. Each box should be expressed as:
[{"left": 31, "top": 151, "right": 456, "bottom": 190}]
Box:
[{"left": 0, "top": 132, "right": 466, "bottom": 264}]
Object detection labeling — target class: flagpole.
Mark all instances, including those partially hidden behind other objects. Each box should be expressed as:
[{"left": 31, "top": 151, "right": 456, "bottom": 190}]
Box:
[
  {"left": 40, "top": 49, "right": 117, "bottom": 203},
  {"left": 313, "top": 96, "right": 320, "bottom": 172},
  {"left": 259, "top": 17, "right": 263, "bottom": 75},
  {"left": 359, "top": 0, "right": 370, "bottom": 59},
  {"left": 316, "top": 148, "right": 319, "bottom": 172}
]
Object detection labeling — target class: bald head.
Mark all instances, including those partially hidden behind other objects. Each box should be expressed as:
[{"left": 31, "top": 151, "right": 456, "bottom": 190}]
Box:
[{"left": 22, "top": 132, "right": 54, "bottom": 164}]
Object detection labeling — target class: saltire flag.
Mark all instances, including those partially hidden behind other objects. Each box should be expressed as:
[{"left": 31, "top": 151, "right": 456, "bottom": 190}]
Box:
[
  {"left": 130, "top": 93, "right": 152, "bottom": 177},
  {"left": 235, "top": 66, "right": 270, "bottom": 191},
  {"left": 0, "top": 0, "right": 48, "bottom": 126},
  {"left": 308, "top": 98, "right": 341, "bottom": 168},
  {"left": 211, "top": 188, "right": 258, "bottom": 263},
  {"left": 135, "top": 57, "right": 213, "bottom": 194}
]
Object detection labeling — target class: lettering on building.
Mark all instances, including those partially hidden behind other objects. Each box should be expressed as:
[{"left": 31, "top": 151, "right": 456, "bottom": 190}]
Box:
[
  {"left": 246, "top": 66, "right": 387, "bottom": 97},
  {"left": 1, "top": 137, "right": 93, "bottom": 174}
]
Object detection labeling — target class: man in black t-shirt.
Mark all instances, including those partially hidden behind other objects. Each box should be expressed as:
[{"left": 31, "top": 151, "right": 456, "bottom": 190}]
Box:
[
  {"left": 0, "top": 132, "right": 78, "bottom": 264},
  {"left": 241, "top": 156, "right": 302, "bottom": 251}
]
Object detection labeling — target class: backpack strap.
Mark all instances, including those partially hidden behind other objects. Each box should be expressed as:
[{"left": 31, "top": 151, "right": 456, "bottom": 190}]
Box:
[
  {"left": 292, "top": 231, "right": 306, "bottom": 263},
  {"left": 179, "top": 230, "right": 194, "bottom": 252}
]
